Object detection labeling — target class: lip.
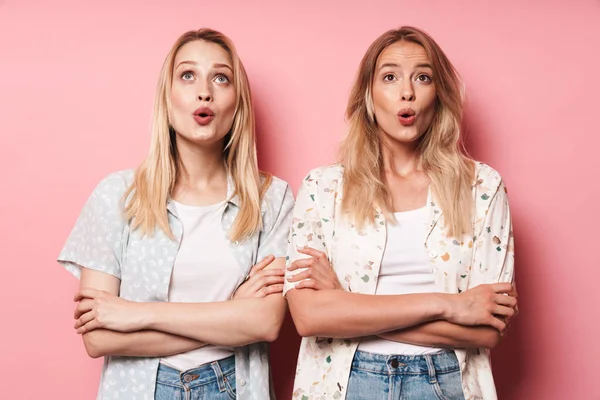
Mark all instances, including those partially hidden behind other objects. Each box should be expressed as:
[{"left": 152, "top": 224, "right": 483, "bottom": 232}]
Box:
[
  {"left": 193, "top": 107, "right": 215, "bottom": 126},
  {"left": 397, "top": 108, "right": 416, "bottom": 126}
]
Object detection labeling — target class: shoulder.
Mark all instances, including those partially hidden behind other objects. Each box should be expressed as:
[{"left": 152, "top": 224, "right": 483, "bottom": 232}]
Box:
[
  {"left": 472, "top": 162, "right": 509, "bottom": 214},
  {"left": 92, "top": 169, "right": 135, "bottom": 198},
  {"left": 71, "top": 170, "right": 134, "bottom": 229},
  {"left": 301, "top": 163, "right": 344, "bottom": 190},
  {"left": 262, "top": 174, "right": 292, "bottom": 203},
  {"left": 261, "top": 174, "right": 294, "bottom": 214},
  {"left": 474, "top": 162, "right": 504, "bottom": 188}
]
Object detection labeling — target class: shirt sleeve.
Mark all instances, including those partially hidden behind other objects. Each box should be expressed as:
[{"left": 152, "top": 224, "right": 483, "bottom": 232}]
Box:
[
  {"left": 57, "top": 172, "right": 129, "bottom": 280},
  {"left": 283, "top": 175, "right": 328, "bottom": 296},
  {"left": 470, "top": 178, "right": 515, "bottom": 287},
  {"left": 256, "top": 180, "right": 295, "bottom": 262}
]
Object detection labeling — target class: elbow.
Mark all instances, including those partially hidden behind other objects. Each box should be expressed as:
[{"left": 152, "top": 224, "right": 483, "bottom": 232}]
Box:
[
  {"left": 480, "top": 331, "right": 502, "bottom": 349},
  {"left": 296, "top": 324, "right": 317, "bottom": 338},
  {"left": 259, "top": 307, "right": 285, "bottom": 343},
  {"left": 82, "top": 332, "right": 105, "bottom": 359},
  {"left": 262, "top": 326, "right": 281, "bottom": 343},
  {"left": 261, "top": 317, "right": 283, "bottom": 343},
  {"left": 82, "top": 331, "right": 112, "bottom": 359},
  {"left": 295, "top": 316, "right": 318, "bottom": 338},
  {"left": 287, "top": 290, "right": 331, "bottom": 338},
  {"left": 289, "top": 307, "right": 319, "bottom": 338}
]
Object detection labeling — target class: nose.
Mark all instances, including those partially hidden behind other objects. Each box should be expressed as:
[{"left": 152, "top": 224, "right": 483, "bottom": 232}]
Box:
[
  {"left": 400, "top": 79, "right": 415, "bottom": 102},
  {"left": 197, "top": 79, "right": 213, "bottom": 102},
  {"left": 197, "top": 92, "right": 212, "bottom": 102}
]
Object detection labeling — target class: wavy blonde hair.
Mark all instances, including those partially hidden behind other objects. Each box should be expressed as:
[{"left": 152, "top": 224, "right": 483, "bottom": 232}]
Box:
[
  {"left": 123, "top": 28, "right": 270, "bottom": 241},
  {"left": 340, "top": 26, "right": 475, "bottom": 237}
]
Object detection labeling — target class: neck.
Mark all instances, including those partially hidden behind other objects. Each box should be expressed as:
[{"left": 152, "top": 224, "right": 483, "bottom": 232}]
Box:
[
  {"left": 175, "top": 137, "right": 227, "bottom": 189},
  {"left": 381, "top": 135, "right": 422, "bottom": 177}
]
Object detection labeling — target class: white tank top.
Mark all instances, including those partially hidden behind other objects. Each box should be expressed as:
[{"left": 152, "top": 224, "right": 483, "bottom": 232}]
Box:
[
  {"left": 160, "top": 200, "right": 243, "bottom": 370},
  {"left": 358, "top": 206, "right": 443, "bottom": 355}
]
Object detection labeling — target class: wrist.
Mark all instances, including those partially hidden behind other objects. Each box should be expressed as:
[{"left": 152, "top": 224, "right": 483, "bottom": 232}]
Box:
[
  {"left": 135, "top": 302, "right": 155, "bottom": 330},
  {"left": 434, "top": 293, "right": 454, "bottom": 321}
]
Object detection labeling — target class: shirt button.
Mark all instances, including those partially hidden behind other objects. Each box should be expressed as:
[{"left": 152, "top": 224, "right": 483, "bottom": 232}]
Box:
[
  {"left": 239, "top": 378, "right": 246, "bottom": 386},
  {"left": 429, "top": 251, "right": 437, "bottom": 259}
]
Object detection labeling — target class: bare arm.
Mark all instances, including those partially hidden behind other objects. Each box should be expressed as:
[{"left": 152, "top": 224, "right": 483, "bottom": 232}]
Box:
[
  {"left": 78, "top": 268, "right": 205, "bottom": 358},
  {"left": 378, "top": 176, "right": 518, "bottom": 351},
  {"left": 377, "top": 321, "right": 501, "bottom": 349},
  {"left": 285, "top": 248, "right": 515, "bottom": 339},
  {"left": 76, "top": 258, "right": 288, "bottom": 347},
  {"left": 286, "top": 288, "right": 449, "bottom": 338},
  {"left": 142, "top": 258, "right": 287, "bottom": 346}
]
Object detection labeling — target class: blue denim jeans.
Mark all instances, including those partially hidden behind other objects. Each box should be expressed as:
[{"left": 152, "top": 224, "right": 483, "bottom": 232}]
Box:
[
  {"left": 346, "top": 350, "right": 465, "bottom": 400},
  {"left": 155, "top": 356, "right": 236, "bottom": 400}
]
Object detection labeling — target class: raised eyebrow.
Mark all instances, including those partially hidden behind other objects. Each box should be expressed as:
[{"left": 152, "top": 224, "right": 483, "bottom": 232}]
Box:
[
  {"left": 213, "top": 63, "right": 233, "bottom": 72},
  {"left": 378, "top": 62, "right": 400, "bottom": 71},
  {"left": 174, "top": 61, "right": 233, "bottom": 72},
  {"left": 175, "top": 60, "right": 197, "bottom": 69},
  {"left": 415, "top": 63, "right": 433, "bottom": 70}
]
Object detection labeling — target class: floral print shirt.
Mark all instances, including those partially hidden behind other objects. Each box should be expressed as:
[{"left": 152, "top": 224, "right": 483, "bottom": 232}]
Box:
[
  {"left": 58, "top": 170, "right": 294, "bottom": 400},
  {"left": 284, "top": 162, "right": 514, "bottom": 400}
]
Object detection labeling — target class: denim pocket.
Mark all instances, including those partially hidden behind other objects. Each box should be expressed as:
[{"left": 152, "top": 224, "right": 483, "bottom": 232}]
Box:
[
  {"left": 224, "top": 370, "right": 237, "bottom": 399},
  {"left": 431, "top": 369, "right": 465, "bottom": 400}
]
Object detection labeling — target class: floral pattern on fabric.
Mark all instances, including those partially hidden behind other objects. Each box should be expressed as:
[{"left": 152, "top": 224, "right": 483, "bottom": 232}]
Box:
[{"left": 284, "top": 163, "right": 514, "bottom": 400}]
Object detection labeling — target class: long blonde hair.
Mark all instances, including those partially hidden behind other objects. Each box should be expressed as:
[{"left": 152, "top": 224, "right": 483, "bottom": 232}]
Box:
[
  {"left": 340, "top": 26, "right": 475, "bottom": 237},
  {"left": 124, "top": 29, "right": 270, "bottom": 241}
]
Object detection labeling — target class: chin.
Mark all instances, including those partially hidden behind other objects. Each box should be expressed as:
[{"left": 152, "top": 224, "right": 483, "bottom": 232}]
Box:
[
  {"left": 385, "top": 129, "right": 421, "bottom": 144},
  {"left": 189, "top": 128, "right": 228, "bottom": 146}
]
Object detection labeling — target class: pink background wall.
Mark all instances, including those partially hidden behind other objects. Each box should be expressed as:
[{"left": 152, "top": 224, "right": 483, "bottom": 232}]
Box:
[{"left": 1, "top": 0, "right": 599, "bottom": 398}]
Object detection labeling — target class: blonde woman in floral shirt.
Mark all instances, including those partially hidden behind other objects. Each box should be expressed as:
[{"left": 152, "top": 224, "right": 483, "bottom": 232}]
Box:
[
  {"left": 284, "top": 26, "right": 517, "bottom": 400},
  {"left": 58, "top": 29, "right": 293, "bottom": 400}
]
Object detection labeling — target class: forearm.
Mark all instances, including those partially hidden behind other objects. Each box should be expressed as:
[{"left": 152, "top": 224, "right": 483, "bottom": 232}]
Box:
[
  {"left": 82, "top": 329, "right": 206, "bottom": 359},
  {"left": 378, "top": 321, "right": 501, "bottom": 349},
  {"left": 288, "top": 289, "right": 449, "bottom": 338},
  {"left": 140, "top": 296, "right": 286, "bottom": 347}
]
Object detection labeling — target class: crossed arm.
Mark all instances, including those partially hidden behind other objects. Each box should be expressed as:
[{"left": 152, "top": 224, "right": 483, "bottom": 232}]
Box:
[{"left": 76, "top": 256, "right": 287, "bottom": 358}]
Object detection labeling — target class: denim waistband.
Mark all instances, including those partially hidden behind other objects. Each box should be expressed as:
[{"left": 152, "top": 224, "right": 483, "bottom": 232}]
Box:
[
  {"left": 352, "top": 349, "right": 460, "bottom": 375},
  {"left": 157, "top": 355, "right": 235, "bottom": 389}
]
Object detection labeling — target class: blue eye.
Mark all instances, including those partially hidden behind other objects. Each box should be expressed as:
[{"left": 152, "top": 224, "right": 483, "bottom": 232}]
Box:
[
  {"left": 214, "top": 74, "right": 230, "bottom": 84},
  {"left": 181, "top": 71, "right": 194, "bottom": 80}
]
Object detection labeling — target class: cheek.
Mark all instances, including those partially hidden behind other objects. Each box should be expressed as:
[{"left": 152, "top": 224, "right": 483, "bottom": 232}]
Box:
[
  {"left": 422, "top": 87, "right": 437, "bottom": 111},
  {"left": 222, "top": 91, "right": 237, "bottom": 115},
  {"left": 170, "top": 86, "right": 188, "bottom": 113},
  {"left": 419, "top": 90, "right": 437, "bottom": 120},
  {"left": 372, "top": 85, "right": 397, "bottom": 118}
]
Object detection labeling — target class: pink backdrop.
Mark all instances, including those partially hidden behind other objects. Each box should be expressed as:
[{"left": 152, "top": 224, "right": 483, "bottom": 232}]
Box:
[{"left": 1, "top": 0, "right": 598, "bottom": 398}]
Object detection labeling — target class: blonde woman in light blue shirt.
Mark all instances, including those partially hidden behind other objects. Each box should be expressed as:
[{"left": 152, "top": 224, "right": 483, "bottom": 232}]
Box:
[{"left": 58, "top": 29, "right": 293, "bottom": 400}]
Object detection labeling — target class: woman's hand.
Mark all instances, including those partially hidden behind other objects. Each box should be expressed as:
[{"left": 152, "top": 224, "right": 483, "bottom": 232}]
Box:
[
  {"left": 500, "top": 285, "right": 519, "bottom": 336},
  {"left": 444, "top": 283, "right": 518, "bottom": 332},
  {"left": 233, "top": 254, "right": 285, "bottom": 299},
  {"left": 286, "top": 247, "right": 343, "bottom": 290},
  {"left": 73, "top": 288, "right": 146, "bottom": 334}
]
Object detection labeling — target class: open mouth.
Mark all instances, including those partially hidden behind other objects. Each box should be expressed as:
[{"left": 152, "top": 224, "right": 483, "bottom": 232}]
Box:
[
  {"left": 397, "top": 109, "right": 416, "bottom": 126},
  {"left": 193, "top": 107, "right": 215, "bottom": 125}
]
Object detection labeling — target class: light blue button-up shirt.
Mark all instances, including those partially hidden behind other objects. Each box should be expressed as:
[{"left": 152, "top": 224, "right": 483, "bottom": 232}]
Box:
[{"left": 58, "top": 169, "right": 294, "bottom": 400}]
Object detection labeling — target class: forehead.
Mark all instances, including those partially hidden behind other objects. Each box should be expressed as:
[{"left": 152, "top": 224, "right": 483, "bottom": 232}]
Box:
[
  {"left": 376, "top": 40, "right": 430, "bottom": 68},
  {"left": 174, "top": 40, "right": 232, "bottom": 67}
]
